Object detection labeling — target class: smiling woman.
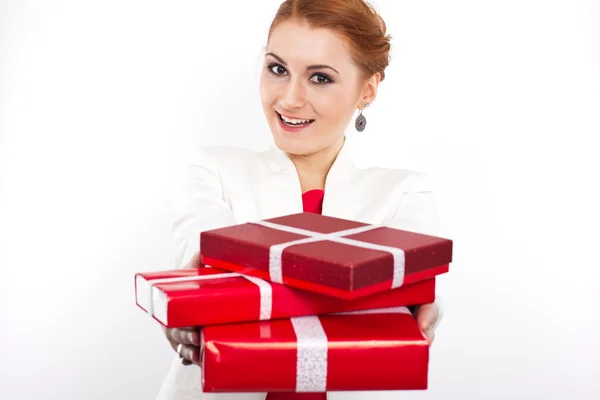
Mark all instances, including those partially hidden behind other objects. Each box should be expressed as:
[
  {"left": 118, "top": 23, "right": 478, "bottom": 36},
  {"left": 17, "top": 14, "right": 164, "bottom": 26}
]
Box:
[
  {"left": 256, "top": 3, "right": 391, "bottom": 194},
  {"left": 157, "top": 0, "right": 443, "bottom": 399},
  {"left": 260, "top": 22, "right": 373, "bottom": 158}
]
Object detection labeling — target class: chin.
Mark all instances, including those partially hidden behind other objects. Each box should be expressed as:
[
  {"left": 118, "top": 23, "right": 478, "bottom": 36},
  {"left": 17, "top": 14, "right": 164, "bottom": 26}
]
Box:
[
  {"left": 271, "top": 134, "right": 319, "bottom": 156},
  {"left": 266, "top": 120, "right": 313, "bottom": 156}
]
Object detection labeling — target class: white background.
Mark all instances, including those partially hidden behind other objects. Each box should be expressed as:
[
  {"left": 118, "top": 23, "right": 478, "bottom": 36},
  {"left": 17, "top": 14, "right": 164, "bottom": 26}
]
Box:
[{"left": 1, "top": 0, "right": 599, "bottom": 399}]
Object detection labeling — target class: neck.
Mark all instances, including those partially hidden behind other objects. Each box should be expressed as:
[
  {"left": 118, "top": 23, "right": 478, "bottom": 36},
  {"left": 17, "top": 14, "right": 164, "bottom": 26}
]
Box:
[{"left": 288, "top": 136, "right": 345, "bottom": 193}]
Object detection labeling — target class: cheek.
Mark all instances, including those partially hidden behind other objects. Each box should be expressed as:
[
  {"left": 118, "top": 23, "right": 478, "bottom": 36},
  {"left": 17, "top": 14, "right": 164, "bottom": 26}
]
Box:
[
  {"left": 259, "top": 74, "right": 273, "bottom": 105},
  {"left": 311, "top": 86, "right": 357, "bottom": 124},
  {"left": 259, "top": 73, "right": 281, "bottom": 106}
]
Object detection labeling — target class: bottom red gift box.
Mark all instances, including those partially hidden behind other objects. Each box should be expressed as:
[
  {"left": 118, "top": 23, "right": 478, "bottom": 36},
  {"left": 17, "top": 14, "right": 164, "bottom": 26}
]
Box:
[
  {"left": 135, "top": 266, "right": 435, "bottom": 328},
  {"left": 201, "top": 306, "right": 429, "bottom": 392}
]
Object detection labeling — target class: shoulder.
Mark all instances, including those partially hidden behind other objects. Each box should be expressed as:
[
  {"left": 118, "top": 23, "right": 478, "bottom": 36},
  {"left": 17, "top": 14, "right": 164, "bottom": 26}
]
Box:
[
  {"left": 343, "top": 137, "right": 434, "bottom": 194},
  {"left": 362, "top": 167, "right": 439, "bottom": 235},
  {"left": 348, "top": 165, "right": 438, "bottom": 234}
]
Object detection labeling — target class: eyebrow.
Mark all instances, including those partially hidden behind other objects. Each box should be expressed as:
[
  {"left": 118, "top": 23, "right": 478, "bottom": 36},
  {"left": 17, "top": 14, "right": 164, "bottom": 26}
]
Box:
[{"left": 266, "top": 52, "right": 340, "bottom": 75}]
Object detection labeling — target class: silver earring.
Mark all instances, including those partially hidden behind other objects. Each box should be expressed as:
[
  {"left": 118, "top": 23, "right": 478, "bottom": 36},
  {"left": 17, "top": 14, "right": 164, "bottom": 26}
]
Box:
[{"left": 355, "top": 103, "right": 369, "bottom": 132}]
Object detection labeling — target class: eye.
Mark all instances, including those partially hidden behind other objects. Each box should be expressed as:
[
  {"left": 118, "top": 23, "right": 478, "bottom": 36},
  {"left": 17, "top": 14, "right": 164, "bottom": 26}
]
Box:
[
  {"left": 309, "top": 73, "right": 334, "bottom": 85},
  {"left": 267, "top": 63, "right": 287, "bottom": 76}
]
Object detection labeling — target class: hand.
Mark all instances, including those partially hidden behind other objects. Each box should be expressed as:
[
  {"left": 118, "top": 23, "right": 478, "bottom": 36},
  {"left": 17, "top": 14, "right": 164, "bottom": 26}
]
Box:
[
  {"left": 163, "top": 325, "right": 201, "bottom": 365},
  {"left": 413, "top": 302, "right": 441, "bottom": 345},
  {"left": 162, "top": 251, "right": 203, "bottom": 365}
]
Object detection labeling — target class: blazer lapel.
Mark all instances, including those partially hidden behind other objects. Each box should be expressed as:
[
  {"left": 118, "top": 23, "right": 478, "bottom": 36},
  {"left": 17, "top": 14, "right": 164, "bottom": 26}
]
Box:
[
  {"left": 321, "top": 136, "right": 357, "bottom": 220},
  {"left": 261, "top": 144, "right": 304, "bottom": 218},
  {"left": 262, "top": 136, "right": 358, "bottom": 220}
]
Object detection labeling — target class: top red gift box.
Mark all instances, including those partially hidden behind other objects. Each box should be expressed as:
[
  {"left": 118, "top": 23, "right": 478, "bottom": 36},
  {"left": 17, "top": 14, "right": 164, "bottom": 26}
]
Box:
[{"left": 201, "top": 212, "right": 453, "bottom": 300}]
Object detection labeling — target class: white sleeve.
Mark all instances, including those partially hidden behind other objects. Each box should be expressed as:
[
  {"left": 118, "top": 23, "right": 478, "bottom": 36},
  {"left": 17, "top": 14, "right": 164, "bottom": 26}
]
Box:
[
  {"left": 382, "top": 171, "right": 444, "bottom": 322},
  {"left": 170, "top": 147, "right": 237, "bottom": 269}
]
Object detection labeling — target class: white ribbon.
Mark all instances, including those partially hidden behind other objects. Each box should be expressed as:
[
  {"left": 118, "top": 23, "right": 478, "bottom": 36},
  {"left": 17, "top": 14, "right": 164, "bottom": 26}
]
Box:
[
  {"left": 142, "top": 269, "right": 273, "bottom": 320},
  {"left": 290, "top": 316, "right": 328, "bottom": 392},
  {"left": 290, "top": 306, "right": 411, "bottom": 392},
  {"left": 251, "top": 220, "right": 406, "bottom": 288},
  {"left": 239, "top": 275, "right": 273, "bottom": 321}
]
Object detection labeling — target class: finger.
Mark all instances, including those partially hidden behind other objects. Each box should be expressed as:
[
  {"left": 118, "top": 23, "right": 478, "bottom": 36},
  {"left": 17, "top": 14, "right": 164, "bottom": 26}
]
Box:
[
  {"left": 167, "top": 340, "right": 195, "bottom": 366},
  {"left": 416, "top": 303, "right": 439, "bottom": 332},
  {"left": 168, "top": 327, "right": 200, "bottom": 346},
  {"left": 187, "top": 252, "right": 203, "bottom": 269},
  {"left": 174, "top": 327, "right": 200, "bottom": 346},
  {"left": 424, "top": 328, "right": 435, "bottom": 345},
  {"left": 178, "top": 344, "right": 201, "bottom": 365}
]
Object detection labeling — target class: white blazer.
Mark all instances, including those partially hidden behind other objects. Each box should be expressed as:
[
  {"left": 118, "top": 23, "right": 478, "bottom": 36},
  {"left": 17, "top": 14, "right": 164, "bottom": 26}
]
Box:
[{"left": 157, "top": 135, "right": 441, "bottom": 400}]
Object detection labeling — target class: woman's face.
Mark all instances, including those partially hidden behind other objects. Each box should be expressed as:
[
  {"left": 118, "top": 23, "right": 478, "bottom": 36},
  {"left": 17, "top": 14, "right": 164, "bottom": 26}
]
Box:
[{"left": 260, "top": 20, "right": 376, "bottom": 157}]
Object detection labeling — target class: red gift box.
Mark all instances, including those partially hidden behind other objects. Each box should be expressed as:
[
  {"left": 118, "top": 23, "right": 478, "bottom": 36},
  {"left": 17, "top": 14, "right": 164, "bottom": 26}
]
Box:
[
  {"left": 201, "top": 212, "right": 452, "bottom": 299},
  {"left": 135, "top": 266, "right": 435, "bottom": 328},
  {"left": 201, "top": 306, "right": 429, "bottom": 392}
]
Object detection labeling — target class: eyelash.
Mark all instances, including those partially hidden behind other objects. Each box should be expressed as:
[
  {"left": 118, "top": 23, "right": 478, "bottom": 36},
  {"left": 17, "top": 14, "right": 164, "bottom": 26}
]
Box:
[{"left": 266, "top": 62, "right": 334, "bottom": 85}]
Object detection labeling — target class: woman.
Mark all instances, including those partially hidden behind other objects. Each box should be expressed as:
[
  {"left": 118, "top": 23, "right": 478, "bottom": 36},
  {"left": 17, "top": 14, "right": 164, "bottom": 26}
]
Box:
[{"left": 157, "top": 0, "right": 443, "bottom": 399}]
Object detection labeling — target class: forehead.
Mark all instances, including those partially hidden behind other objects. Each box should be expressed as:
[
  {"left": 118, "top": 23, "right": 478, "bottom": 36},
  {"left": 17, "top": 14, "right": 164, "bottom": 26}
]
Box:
[{"left": 267, "top": 20, "right": 355, "bottom": 69}]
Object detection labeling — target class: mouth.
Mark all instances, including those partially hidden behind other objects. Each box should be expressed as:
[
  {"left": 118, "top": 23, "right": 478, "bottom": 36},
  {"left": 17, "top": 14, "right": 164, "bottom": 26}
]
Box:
[{"left": 276, "top": 111, "right": 315, "bottom": 132}]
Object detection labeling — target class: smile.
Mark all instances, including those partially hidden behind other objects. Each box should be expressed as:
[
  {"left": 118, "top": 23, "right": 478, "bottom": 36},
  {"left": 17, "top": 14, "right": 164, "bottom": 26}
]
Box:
[{"left": 277, "top": 112, "right": 315, "bottom": 131}]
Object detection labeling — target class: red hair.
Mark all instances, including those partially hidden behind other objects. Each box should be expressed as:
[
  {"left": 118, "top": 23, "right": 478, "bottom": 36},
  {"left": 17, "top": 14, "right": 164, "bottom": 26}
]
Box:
[{"left": 268, "top": 0, "right": 392, "bottom": 81}]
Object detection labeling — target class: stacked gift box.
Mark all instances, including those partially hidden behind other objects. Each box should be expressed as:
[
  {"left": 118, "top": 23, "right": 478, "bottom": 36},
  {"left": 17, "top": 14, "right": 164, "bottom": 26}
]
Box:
[{"left": 135, "top": 212, "right": 452, "bottom": 393}]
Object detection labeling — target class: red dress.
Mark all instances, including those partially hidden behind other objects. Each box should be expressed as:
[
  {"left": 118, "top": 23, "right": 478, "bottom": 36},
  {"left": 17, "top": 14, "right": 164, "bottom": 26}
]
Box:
[{"left": 265, "top": 189, "right": 326, "bottom": 400}]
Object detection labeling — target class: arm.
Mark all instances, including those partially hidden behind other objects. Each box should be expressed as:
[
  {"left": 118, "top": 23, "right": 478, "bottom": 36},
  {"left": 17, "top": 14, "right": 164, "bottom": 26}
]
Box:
[
  {"left": 382, "top": 171, "right": 444, "bottom": 344},
  {"left": 170, "top": 146, "right": 237, "bottom": 269},
  {"left": 165, "top": 147, "right": 238, "bottom": 364}
]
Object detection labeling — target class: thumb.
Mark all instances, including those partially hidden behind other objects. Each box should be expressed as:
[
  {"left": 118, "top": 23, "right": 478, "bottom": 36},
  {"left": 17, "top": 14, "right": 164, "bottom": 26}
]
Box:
[
  {"left": 416, "top": 303, "right": 438, "bottom": 332},
  {"left": 186, "top": 252, "right": 203, "bottom": 269}
]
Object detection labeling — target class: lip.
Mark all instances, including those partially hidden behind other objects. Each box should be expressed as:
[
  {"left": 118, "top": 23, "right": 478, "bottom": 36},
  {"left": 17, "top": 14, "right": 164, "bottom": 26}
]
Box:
[{"left": 276, "top": 111, "right": 314, "bottom": 133}]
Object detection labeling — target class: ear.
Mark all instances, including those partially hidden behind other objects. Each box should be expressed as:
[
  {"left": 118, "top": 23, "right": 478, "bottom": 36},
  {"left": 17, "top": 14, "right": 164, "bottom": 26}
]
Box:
[{"left": 358, "top": 72, "right": 381, "bottom": 109}]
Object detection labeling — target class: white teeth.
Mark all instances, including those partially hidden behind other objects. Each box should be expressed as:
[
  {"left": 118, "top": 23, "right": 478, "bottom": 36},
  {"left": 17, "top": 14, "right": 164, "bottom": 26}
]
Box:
[{"left": 280, "top": 114, "right": 312, "bottom": 125}]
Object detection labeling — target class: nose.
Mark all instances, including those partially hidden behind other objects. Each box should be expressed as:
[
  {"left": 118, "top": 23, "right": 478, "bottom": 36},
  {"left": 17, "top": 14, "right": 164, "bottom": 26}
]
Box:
[{"left": 279, "top": 78, "right": 306, "bottom": 110}]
